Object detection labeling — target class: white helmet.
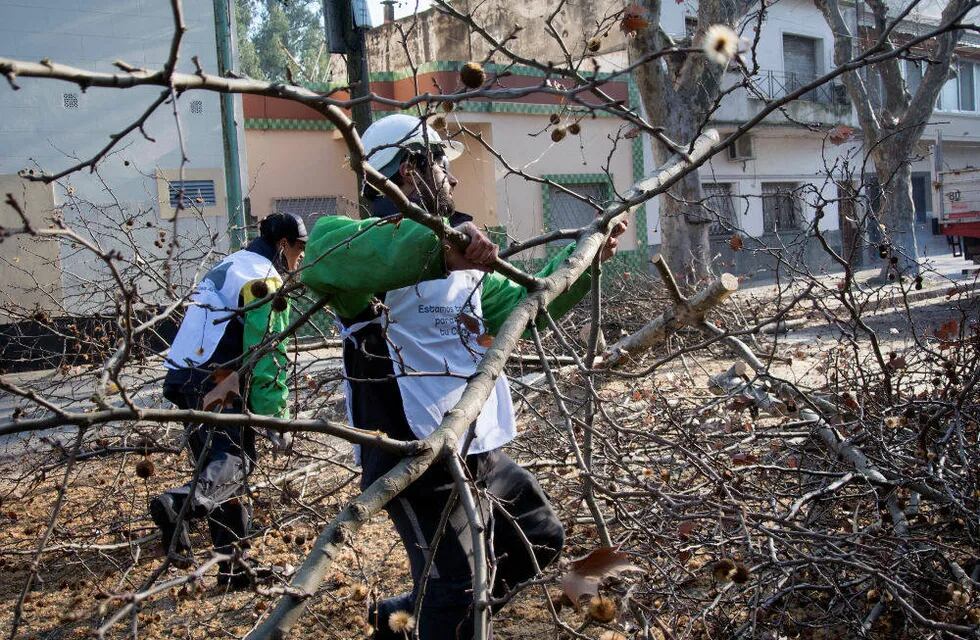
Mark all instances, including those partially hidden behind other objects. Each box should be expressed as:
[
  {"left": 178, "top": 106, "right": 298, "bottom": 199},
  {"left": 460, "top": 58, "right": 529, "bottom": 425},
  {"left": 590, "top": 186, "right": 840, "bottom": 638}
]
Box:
[{"left": 359, "top": 113, "right": 463, "bottom": 178}]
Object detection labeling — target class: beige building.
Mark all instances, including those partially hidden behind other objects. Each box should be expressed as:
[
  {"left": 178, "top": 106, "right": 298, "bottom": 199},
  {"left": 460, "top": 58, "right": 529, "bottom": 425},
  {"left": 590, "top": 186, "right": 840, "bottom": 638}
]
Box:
[{"left": 242, "top": 66, "right": 646, "bottom": 272}]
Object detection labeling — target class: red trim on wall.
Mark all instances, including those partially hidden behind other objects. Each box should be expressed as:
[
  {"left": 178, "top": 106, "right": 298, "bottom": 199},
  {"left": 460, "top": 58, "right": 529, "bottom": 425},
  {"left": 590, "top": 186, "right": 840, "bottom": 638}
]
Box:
[{"left": 943, "top": 222, "right": 980, "bottom": 239}]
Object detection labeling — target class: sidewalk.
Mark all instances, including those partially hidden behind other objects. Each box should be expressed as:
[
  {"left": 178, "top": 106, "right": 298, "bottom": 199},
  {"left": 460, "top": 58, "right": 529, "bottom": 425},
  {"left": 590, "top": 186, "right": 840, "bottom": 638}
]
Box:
[{"left": 733, "top": 229, "right": 979, "bottom": 306}]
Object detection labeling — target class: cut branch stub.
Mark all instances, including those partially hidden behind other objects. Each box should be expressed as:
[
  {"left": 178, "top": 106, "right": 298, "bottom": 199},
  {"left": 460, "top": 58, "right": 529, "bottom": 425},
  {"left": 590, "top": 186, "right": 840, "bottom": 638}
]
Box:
[{"left": 601, "top": 259, "right": 738, "bottom": 368}]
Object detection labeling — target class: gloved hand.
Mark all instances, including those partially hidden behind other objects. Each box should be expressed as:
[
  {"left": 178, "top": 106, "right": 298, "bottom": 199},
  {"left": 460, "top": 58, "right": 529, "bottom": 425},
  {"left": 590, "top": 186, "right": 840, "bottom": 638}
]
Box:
[{"left": 265, "top": 429, "right": 293, "bottom": 455}]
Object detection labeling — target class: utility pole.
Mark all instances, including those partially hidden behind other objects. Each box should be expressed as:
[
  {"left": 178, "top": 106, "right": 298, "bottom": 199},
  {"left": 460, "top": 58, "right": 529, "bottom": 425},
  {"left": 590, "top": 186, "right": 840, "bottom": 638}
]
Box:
[
  {"left": 323, "top": 0, "right": 372, "bottom": 134},
  {"left": 324, "top": 0, "right": 374, "bottom": 215},
  {"left": 214, "top": 0, "right": 248, "bottom": 249}
]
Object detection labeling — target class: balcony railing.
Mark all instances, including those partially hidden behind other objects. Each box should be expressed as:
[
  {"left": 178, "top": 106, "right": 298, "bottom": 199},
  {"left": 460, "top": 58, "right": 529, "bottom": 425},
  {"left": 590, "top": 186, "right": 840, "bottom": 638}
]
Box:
[{"left": 750, "top": 70, "right": 850, "bottom": 108}]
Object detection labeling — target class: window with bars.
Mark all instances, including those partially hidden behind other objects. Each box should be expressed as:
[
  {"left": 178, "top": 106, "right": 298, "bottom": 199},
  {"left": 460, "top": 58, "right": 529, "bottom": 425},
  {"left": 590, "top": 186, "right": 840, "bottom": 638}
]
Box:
[
  {"left": 274, "top": 196, "right": 355, "bottom": 231},
  {"left": 545, "top": 181, "right": 607, "bottom": 245},
  {"left": 703, "top": 183, "right": 737, "bottom": 236},
  {"left": 761, "top": 182, "right": 803, "bottom": 232}
]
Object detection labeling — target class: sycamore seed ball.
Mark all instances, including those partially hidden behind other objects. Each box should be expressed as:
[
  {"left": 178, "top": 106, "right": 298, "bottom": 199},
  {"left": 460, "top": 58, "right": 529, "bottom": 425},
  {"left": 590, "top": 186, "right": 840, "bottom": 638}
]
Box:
[
  {"left": 135, "top": 458, "right": 154, "bottom": 479},
  {"left": 549, "top": 113, "right": 561, "bottom": 125},
  {"left": 731, "top": 562, "right": 751, "bottom": 584},
  {"left": 388, "top": 610, "right": 415, "bottom": 633},
  {"left": 460, "top": 62, "right": 486, "bottom": 89},
  {"left": 551, "top": 126, "right": 567, "bottom": 143},
  {"left": 588, "top": 596, "right": 617, "bottom": 623},
  {"left": 250, "top": 279, "right": 269, "bottom": 299},
  {"left": 587, "top": 37, "right": 601, "bottom": 52},
  {"left": 569, "top": 122, "right": 581, "bottom": 135},
  {"left": 711, "top": 558, "right": 737, "bottom": 582}
]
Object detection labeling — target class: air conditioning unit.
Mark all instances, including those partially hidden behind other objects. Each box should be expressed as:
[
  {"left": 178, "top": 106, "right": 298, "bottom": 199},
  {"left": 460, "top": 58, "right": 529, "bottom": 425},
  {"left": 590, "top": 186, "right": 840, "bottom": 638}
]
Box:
[{"left": 727, "top": 135, "right": 754, "bottom": 161}]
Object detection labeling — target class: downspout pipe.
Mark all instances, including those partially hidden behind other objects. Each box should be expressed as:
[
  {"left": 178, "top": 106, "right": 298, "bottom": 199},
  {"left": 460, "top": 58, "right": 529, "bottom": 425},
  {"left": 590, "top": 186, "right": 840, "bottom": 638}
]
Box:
[{"left": 214, "top": 0, "right": 247, "bottom": 249}]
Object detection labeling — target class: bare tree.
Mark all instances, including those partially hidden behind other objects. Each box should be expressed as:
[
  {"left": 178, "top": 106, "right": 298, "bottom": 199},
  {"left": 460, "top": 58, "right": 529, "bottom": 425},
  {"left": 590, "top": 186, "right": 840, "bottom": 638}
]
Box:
[
  {"left": 0, "top": 2, "right": 978, "bottom": 640},
  {"left": 628, "top": 0, "right": 754, "bottom": 283},
  {"left": 814, "top": 0, "right": 975, "bottom": 277}
]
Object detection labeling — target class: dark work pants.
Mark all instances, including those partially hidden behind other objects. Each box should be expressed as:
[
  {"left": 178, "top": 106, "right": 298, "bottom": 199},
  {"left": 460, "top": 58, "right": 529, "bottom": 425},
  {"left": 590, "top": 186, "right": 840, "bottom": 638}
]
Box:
[
  {"left": 162, "top": 386, "right": 257, "bottom": 557},
  {"left": 361, "top": 445, "right": 565, "bottom": 640}
]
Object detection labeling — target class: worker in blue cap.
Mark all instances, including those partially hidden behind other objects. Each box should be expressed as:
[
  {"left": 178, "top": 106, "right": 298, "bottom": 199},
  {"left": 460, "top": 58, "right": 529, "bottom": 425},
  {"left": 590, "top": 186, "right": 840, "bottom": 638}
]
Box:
[{"left": 151, "top": 212, "right": 306, "bottom": 588}]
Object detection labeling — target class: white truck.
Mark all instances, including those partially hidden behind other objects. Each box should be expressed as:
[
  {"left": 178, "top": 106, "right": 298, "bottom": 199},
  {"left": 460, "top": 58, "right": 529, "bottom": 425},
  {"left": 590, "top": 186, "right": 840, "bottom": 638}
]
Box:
[{"left": 935, "top": 165, "right": 980, "bottom": 264}]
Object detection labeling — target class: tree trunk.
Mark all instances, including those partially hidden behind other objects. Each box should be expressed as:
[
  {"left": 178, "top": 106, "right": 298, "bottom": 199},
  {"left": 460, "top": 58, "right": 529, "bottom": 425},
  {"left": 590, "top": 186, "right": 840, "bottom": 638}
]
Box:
[
  {"left": 628, "top": 0, "right": 731, "bottom": 287},
  {"left": 659, "top": 170, "right": 711, "bottom": 283},
  {"left": 637, "top": 78, "right": 713, "bottom": 284},
  {"left": 873, "top": 148, "right": 920, "bottom": 278}
]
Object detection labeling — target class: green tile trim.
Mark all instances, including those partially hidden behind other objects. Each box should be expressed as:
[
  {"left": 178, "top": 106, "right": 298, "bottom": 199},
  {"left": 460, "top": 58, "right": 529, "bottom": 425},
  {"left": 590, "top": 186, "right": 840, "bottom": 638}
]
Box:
[
  {"left": 485, "top": 224, "right": 509, "bottom": 251},
  {"left": 510, "top": 249, "right": 642, "bottom": 286},
  {"left": 247, "top": 100, "right": 619, "bottom": 130},
  {"left": 372, "top": 101, "right": 618, "bottom": 120},
  {"left": 245, "top": 118, "right": 336, "bottom": 131},
  {"left": 540, "top": 173, "right": 614, "bottom": 263},
  {"left": 627, "top": 78, "right": 649, "bottom": 264},
  {"left": 365, "top": 60, "right": 625, "bottom": 84}
]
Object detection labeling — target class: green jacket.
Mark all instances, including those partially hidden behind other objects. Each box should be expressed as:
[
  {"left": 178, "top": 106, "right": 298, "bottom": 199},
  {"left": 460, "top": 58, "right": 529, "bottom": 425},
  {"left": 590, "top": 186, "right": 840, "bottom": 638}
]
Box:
[
  {"left": 241, "top": 274, "right": 291, "bottom": 419},
  {"left": 300, "top": 215, "right": 593, "bottom": 333}
]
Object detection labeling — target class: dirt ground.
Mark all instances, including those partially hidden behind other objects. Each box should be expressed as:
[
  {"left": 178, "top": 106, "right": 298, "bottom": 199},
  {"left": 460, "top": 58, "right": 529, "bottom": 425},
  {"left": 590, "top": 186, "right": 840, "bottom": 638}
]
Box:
[{"left": 1, "top": 282, "right": 977, "bottom": 640}]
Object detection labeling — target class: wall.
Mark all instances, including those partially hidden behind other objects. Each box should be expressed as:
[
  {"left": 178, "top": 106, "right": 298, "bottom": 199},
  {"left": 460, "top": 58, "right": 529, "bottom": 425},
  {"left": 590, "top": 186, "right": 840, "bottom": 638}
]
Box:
[
  {"left": 0, "top": 0, "right": 237, "bottom": 318},
  {"left": 245, "top": 129, "right": 359, "bottom": 219},
  {"left": 366, "top": 0, "right": 647, "bottom": 73},
  {"left": 441, "top": 122, "right": 498, "bottom": 229},
  {"left": 0, "top": 176, "right": 62, "bottom": 322},
  {"left": 468, "top": 111, "right": 638, "bottom": 256}
]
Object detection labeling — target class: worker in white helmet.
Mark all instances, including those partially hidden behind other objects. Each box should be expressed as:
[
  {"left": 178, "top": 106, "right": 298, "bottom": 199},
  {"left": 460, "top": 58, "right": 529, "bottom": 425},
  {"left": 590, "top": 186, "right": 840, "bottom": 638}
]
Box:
[{"left": 300, "top": 113, "right": 627, "bottom": 639}]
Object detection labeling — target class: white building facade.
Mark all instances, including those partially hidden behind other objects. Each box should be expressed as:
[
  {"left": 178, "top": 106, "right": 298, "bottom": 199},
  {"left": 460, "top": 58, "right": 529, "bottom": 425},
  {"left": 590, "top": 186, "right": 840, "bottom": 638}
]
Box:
[{"left": 0, "top": 0, "right": 247, "bottom": 322}]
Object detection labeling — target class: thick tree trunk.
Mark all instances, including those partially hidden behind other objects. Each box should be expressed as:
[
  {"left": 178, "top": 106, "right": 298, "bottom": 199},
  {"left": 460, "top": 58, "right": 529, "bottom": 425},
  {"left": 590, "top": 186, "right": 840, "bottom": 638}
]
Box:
[
  {"left": 629, "top": 0, "right": 730, "bottom": 286},
  {"left": 637, "top": 76, "right": 713, "bottom": 284},
  {"left": 873, "top": 148, "right": 920, "bottom": 278},
  {"left": 659, "top": 170, "right": 711, "bottom": 282}
]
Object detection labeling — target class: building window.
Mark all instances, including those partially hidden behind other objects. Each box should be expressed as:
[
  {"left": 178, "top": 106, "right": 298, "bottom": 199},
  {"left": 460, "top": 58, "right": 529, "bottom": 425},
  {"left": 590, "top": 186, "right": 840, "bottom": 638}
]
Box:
[
  {"left": 905, "top": 60, "right": 924, "bottom": 97},
  {"left": 703, "top": 183, "right": 737, "bottom": 236},
  {"left": 762, "top": 182, "right": 803, "bottom": 233},
  {"left": 543, "top": 177, "right": 610, "bottom": 246},
  {"left": 959, "top": 61, "right": 976, "bottom": 111},
  {"left": 63, "top": 93, "right": 79, "bottom": 109},
  {"left": 190, "top": 99, "right": 204, "bottom": 115},
  {"left": 168, "top": 179, "right": 217, "bottom": 208},
  {"left": 273, "top": 196, "right": 355, "bottom": 231},
  {"left": 685, "top": 16, "right": 698, "bottom": 40},
  {"left": 782, "top": 34, "right": 821, "bottom": 100}
]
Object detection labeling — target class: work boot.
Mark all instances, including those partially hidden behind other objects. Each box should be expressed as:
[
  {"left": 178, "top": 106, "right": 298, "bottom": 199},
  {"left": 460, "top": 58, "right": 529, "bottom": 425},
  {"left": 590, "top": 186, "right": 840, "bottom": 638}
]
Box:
[
  {"left": 149, "top": 494, "right": 193, "bottom": 567},
  {"left": 215, "top": 555, "right": 275, "bottom": 591}
]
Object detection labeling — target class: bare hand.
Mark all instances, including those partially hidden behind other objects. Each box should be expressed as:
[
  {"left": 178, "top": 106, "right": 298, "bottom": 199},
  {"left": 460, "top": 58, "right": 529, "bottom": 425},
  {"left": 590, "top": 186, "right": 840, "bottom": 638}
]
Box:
[
  {"left": 445, "top": 221, "right": 499, "bottom": 272},
  {"left": 600, "top": 219, "right": 629, "bottom": 262}
]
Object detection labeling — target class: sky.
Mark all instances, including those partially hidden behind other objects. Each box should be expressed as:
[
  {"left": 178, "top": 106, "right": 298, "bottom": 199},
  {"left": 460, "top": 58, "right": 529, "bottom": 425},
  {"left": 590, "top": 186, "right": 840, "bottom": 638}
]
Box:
[{"left": 364, "top": 0, "right": 434, "bottom": 26}]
